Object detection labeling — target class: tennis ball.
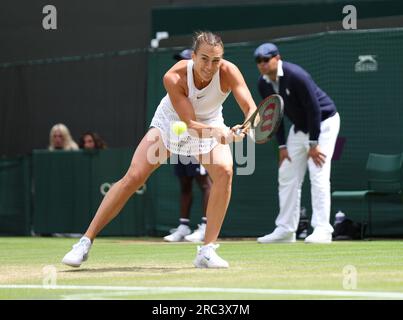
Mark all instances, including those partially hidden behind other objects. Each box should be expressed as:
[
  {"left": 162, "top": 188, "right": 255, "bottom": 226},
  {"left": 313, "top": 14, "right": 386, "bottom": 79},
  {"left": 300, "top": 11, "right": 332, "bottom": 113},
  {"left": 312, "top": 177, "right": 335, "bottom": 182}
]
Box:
[{"left": 172, "top": 121, "right": 187, "bottom": 136}]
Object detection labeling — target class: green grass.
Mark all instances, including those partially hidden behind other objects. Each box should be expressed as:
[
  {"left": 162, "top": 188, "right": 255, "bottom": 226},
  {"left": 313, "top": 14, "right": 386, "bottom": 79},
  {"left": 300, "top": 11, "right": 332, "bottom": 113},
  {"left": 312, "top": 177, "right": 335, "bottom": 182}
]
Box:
[{"left": 1, "top": 237, "right": 403, "bottom": 299}]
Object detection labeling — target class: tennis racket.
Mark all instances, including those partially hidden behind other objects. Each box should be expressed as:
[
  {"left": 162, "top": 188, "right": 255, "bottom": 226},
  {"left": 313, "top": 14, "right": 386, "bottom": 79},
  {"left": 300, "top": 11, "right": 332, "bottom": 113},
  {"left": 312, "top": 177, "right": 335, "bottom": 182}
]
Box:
[{"left": 236, "top": 94, "right": 284, "bottom": 144}]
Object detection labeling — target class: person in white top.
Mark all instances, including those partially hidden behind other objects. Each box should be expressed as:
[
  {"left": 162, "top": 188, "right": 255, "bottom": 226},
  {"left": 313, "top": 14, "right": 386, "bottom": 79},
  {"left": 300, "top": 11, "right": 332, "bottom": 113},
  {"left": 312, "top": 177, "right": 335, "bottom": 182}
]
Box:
[
  {"left": 163, "top": 49, "right": 212, "bottom": 244},
  {"left": 61, "top": 31, "right": 257, "bottom": 269}
]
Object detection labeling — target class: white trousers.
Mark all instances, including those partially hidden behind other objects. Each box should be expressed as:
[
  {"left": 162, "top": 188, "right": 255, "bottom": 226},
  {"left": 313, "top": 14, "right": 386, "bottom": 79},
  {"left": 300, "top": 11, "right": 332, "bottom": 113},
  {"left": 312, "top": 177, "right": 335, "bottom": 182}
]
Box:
[{"left": 276, "top": 113, "right": 340, "bottom": 233}]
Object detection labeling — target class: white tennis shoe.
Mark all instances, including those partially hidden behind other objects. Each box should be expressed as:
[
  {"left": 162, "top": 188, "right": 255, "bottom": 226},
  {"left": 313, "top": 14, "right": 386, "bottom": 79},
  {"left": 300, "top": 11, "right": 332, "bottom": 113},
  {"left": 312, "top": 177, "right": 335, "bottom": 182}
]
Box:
[
  {"left": 257, "top": 228, "right": 296, "bottom": 243},
  {"left": 163, "top": 224, "right": 191, "bottom": 242},
  {"left": 304, "top": 228, "right": 332, "bottom": 244},
  {"left": 193, "top": 243, "right": 229, "bottom": 268},
  {"left": 62, "top": 236, "right": 92, "bottom": 267},
  {"left": 185, "top": 223, "right": 206, "bottom": 243}
]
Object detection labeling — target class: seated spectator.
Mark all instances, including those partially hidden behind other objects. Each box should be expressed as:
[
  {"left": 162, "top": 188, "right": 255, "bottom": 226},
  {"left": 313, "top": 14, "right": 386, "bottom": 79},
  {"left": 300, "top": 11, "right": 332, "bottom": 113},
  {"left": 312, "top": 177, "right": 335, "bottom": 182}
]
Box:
[
  {"left": 48, "top": 123, "right": 79, "bottom": 151},
  {"left": 79, "top": 131, "right": 107, "bottom": 150}
]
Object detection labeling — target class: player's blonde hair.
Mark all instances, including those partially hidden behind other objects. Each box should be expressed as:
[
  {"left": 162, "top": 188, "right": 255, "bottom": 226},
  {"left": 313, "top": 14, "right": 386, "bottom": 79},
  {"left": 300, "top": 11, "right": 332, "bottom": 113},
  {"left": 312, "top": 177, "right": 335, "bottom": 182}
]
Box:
[{"left": 192, "top": 31, "right": 224, "bottom": 53}]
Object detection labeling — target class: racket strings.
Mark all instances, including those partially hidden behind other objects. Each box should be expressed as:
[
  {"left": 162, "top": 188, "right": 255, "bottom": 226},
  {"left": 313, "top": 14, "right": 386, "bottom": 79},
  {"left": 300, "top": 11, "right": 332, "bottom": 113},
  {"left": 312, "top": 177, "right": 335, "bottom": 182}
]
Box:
[{"left": 254, "top": 95, "right": 283, "bottom": 143}]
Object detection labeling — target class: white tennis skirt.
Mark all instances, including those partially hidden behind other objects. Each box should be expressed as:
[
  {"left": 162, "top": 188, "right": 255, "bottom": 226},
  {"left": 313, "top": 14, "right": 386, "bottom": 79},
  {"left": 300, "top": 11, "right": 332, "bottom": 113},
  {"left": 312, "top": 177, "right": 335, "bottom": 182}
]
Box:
[{"left": 150, "top": 99, "right": 228, "bottom": 157}]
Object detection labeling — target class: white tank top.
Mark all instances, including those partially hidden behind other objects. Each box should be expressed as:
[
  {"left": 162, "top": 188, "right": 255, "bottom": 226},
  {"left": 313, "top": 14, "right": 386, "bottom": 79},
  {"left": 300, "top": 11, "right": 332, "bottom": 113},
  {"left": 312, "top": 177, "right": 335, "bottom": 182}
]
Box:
[
  {"left": 150, "top": 60, "right": 231, "bottom": 156},
  {"left": 186, "top": 59, "right": 230, "bottom": 124}
]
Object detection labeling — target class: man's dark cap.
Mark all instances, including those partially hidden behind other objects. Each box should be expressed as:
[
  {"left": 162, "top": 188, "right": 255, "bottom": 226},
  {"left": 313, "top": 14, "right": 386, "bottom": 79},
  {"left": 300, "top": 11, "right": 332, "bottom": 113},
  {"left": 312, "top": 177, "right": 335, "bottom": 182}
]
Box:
[{"left": 253, "top": 43, "right": 279, "bottom": 59}]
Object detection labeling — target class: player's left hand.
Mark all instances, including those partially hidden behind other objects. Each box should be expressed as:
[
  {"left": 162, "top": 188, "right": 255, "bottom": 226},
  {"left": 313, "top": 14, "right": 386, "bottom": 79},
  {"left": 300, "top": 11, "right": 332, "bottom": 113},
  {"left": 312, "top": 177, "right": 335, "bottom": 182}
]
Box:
[{"left": 308, "top": 145, "right": 326, "bottom": 167}]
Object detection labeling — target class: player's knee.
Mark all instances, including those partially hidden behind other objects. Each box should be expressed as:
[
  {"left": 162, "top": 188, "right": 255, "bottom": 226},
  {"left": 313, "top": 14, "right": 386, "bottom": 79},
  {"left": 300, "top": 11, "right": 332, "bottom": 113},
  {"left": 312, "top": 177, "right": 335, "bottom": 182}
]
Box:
[
  {"left": 122, "top": 167, "right": 147, "bottom": 192},
  {"left": 215, "top": 165, "right": 233, "bottom": 183}
]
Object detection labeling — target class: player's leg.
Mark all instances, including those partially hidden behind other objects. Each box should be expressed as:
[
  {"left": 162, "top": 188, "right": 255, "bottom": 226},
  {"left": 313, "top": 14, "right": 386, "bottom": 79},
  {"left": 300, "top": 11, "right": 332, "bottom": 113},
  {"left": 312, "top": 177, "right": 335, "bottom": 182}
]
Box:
[
  {"left": 62, "top": 128, "right": 169, "bottom": 266},
  {"left": 85, "top": 128, "right": 169, "bottom": 239},
  {"left": 192, "top": 144, "right": 232, "bottom": 268},
  {"left": 199, "top": 144, "right": 233, "bottom": 244},
  {"left": 184, "top": 167, "right": 211, "bottom": 242},
  {"left": 163, "top": 163, "right": 193, "bottom": 242},
  {"left": 306, "top": 113, "right": 340, "bottom": 243}
]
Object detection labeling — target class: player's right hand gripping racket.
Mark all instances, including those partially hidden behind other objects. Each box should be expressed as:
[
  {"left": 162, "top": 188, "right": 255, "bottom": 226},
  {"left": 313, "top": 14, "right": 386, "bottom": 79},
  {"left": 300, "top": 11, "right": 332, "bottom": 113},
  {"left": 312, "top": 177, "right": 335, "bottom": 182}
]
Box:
[{"left": 236, "top": 94, "right": 284, "bottom": 144}]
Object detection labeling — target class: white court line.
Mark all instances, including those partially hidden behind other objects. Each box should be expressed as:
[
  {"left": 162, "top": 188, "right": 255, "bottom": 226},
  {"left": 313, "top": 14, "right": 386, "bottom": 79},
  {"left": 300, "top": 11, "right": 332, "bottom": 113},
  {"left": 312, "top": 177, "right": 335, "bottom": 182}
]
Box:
[{"left": 1, "top": 284, "right": 403, "bottom": 299}]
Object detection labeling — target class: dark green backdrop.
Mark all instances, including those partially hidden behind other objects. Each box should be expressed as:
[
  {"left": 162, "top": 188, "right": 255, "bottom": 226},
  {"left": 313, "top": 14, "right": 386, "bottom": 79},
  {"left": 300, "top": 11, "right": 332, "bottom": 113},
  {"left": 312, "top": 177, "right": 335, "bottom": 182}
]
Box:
[{"left": 31, "top": 149, "right": 150, "bottom": 236}]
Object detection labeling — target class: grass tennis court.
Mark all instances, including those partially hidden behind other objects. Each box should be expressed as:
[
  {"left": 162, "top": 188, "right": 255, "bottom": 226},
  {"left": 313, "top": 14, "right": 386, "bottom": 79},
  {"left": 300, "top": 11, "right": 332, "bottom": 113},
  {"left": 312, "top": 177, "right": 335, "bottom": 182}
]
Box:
[{"left": 1, "top": 237, "right": 403, "bottom": 300}]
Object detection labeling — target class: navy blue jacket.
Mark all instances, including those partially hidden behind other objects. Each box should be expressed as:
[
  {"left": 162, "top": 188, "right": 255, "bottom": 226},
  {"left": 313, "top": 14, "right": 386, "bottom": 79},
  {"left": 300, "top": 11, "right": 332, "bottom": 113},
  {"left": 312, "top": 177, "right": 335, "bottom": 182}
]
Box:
[{"left": 257, "top": 61, "right": 337, "bottom": 146}]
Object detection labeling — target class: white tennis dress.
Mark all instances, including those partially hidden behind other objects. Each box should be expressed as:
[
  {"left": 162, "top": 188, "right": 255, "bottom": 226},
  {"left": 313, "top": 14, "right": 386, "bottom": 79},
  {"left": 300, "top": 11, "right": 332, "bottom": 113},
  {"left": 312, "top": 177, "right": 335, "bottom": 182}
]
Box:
[{"left": 150, "top": 60, "right": 231, "bottom": 156}]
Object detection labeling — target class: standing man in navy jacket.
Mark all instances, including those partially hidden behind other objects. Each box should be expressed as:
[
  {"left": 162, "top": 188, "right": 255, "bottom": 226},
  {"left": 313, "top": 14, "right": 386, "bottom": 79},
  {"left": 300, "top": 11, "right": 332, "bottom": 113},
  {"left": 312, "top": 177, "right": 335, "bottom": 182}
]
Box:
[{"left": 254, "top": 43, "right": 340, "bottom": 244}]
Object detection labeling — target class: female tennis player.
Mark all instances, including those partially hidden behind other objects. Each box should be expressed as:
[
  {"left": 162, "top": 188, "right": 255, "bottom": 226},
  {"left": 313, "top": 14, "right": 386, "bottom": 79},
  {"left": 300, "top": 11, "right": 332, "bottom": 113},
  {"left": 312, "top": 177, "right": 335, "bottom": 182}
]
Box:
[{"left": 62, "top": 31, "right": 257, "bottom": 268}]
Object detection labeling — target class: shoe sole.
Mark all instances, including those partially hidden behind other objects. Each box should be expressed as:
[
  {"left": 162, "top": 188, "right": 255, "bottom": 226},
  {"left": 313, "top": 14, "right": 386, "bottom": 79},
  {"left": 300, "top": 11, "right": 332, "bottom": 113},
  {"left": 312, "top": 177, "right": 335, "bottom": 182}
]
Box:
[
  {"left": 193, "top": 258, "right": 229, "bottom": 269},
  {"left": 193, "top": 263, "right": 229, "bottom": 269},
  {"left": 163, "top": 238, "right": 185, "bottom": 242},
  {"left": 164, "top": 234, "right": 191, "bottom": 242},
  {"left": 61, "top": 254, "right": 88, "bottom": 267},
  {"left": 62, "top": 260, "right": 81, "bottom": 267}
]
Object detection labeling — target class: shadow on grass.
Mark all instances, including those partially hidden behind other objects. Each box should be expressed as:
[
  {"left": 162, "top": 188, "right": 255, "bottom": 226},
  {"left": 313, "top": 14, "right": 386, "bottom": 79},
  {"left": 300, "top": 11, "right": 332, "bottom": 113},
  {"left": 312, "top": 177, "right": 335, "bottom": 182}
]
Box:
[{"left": 60, "top": 266, "right": 194, "bottom": 273}]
